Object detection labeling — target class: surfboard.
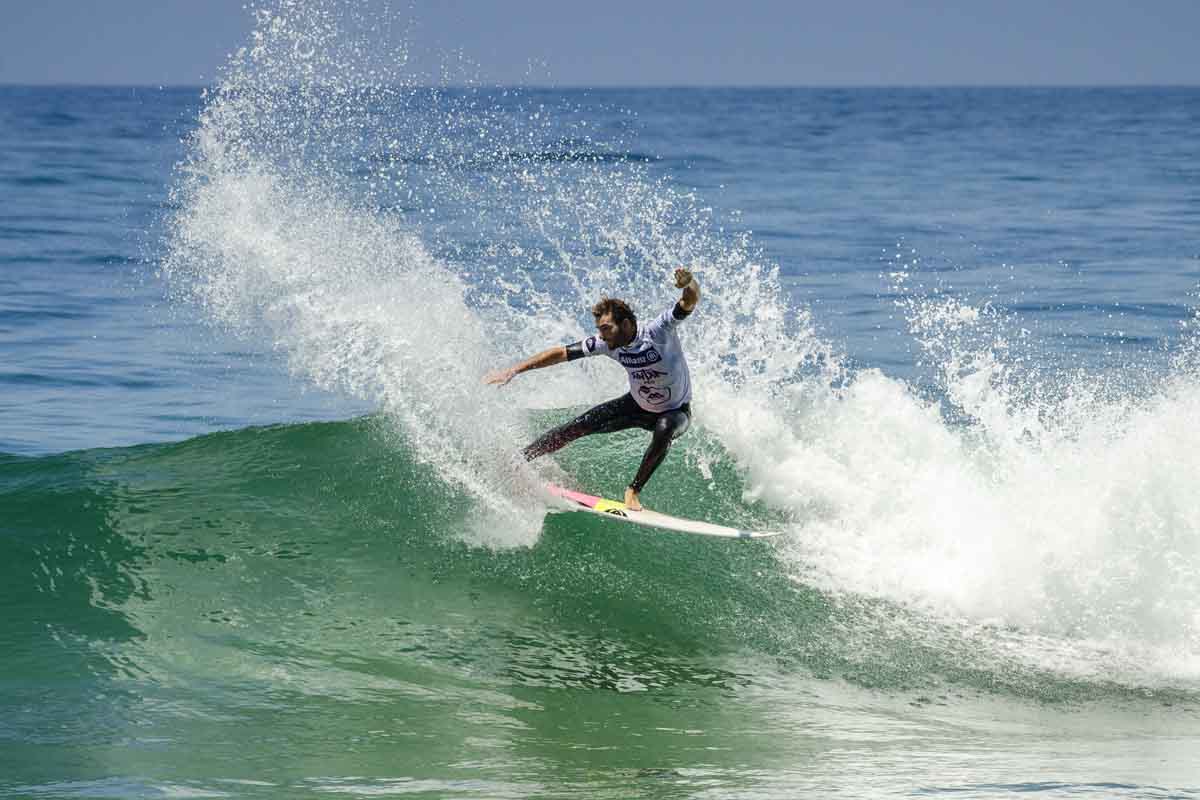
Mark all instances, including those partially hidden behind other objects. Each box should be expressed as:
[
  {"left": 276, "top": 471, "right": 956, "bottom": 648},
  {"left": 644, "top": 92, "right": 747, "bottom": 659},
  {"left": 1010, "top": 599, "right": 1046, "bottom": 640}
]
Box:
[{"left": 545, "top": 483, "right": 782, "bottom": 539}]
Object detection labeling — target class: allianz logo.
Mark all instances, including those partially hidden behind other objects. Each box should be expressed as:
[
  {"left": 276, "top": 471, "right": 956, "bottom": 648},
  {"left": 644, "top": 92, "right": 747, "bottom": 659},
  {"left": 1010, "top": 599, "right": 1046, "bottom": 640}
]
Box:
[{"left": 618, "top": 348, "right": 662, "bottom": 367}]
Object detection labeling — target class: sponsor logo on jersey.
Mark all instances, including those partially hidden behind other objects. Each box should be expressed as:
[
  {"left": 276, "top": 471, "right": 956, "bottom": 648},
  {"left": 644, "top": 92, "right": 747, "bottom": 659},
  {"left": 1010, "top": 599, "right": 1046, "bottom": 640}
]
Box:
[
  {"left": 617, "top": 347, "right": 661, "bottom": 367},
  {"left": 585, "top": 336, "right": 597, "bottom": 353},
  {"left": 629, "top": 368, "right": 668, "bottom": 381},
  {"left": 638, "top": 384, "right": 672, "bottom": 405}
]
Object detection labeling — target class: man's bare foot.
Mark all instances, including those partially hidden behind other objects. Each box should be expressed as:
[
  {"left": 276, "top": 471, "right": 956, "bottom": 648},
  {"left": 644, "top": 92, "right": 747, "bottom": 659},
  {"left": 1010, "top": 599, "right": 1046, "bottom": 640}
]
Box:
[{"left": 624, "top": 486, "right": 643, "bottom": 511}]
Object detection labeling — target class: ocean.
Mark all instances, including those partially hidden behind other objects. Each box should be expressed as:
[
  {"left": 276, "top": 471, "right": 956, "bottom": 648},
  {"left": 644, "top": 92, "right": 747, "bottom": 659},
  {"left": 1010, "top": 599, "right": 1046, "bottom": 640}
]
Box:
[{"left": 2, "top": 4, "right": 1199, "bottom": 798}]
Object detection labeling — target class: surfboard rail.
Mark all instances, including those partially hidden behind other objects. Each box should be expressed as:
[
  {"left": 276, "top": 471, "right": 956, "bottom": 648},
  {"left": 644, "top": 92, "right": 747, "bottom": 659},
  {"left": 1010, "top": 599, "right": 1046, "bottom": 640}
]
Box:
[{"left": 545, "top": 483, "right": 782, "bottom": 539}]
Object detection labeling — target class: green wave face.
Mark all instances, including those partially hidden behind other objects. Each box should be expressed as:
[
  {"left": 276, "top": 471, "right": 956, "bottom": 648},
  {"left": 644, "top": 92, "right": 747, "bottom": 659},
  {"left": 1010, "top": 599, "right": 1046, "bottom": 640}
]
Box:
[
  {"left": 2, "top": 417, "right": 1191, "bottom": 698},
  {"left": 3, "top": 420, "right": 1198, "bottom": 794}
]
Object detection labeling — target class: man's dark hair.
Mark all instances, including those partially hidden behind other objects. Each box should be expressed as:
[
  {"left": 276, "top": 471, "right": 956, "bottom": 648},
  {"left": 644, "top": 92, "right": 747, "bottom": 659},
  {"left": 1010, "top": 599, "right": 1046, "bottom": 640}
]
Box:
[{"left": 592, "top": 297, "right": 636, "bottom": 326}]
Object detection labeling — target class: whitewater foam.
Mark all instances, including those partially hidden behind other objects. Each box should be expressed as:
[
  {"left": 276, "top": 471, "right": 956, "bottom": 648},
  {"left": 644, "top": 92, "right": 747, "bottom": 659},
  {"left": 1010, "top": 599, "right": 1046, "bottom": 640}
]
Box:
[{"left": 763, "top": 288, "right": 1200, "bottom": 683}]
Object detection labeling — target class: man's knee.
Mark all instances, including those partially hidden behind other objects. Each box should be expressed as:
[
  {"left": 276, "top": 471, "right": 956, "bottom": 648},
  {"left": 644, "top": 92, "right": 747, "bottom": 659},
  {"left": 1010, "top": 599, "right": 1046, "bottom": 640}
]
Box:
[{"left": 656, "top": 411, "right": 689, "bottom": 440}]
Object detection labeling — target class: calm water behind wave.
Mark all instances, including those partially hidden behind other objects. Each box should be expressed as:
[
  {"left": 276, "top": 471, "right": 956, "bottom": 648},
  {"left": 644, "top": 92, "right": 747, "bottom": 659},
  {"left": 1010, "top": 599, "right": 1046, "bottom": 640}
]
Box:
[{"left": 3, "top": 86, "right": 1198, "bottom": 454}]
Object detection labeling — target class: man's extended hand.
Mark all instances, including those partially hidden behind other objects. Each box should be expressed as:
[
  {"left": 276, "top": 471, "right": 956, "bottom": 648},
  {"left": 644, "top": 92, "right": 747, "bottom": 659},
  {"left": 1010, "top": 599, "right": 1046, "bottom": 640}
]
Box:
[
  {"left": 483, "top": 346, "right": 569, "bottom": 387},
  {"left": 484, "top": 367, "right": 517, "bottom": 386},
  {"left": 674, "top": 267, "right": 700, "bottom": 312}
]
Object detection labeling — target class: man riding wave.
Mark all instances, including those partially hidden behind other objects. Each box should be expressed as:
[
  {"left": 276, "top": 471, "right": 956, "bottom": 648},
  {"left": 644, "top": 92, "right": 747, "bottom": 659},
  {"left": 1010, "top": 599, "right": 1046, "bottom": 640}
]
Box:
[{"left": 484, "top": 268, "right": 700, "bottom": 511}]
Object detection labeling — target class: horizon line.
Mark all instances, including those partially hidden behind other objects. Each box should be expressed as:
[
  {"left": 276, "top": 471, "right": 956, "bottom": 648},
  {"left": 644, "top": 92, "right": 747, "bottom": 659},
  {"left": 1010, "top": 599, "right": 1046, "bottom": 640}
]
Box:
[{"left": 2, "top": 81, "right": 1198, "bottom": 91}]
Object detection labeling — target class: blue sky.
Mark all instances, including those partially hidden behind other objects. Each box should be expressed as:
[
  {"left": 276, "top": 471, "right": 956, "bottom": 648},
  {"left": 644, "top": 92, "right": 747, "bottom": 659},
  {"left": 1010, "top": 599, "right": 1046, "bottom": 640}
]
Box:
[{"left": 2, "top": 0, "right": 1198, "bottom": 86}]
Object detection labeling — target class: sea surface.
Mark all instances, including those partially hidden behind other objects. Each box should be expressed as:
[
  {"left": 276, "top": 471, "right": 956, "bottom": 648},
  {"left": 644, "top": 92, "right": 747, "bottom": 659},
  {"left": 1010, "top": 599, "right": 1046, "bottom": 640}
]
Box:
[{"left": 3, "top": 5, "right": 1200, "bottom": 799}]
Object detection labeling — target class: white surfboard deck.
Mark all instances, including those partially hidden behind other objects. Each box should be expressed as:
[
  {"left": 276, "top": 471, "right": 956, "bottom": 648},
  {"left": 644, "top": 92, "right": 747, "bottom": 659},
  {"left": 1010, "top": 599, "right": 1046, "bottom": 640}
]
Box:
[{"left": 545, "top": 483, "right": 781, "bottom": 539}]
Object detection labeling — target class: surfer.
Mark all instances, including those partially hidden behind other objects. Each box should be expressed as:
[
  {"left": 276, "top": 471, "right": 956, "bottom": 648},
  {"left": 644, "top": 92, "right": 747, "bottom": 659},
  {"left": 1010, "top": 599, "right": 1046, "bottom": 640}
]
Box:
[{"left": 484, "top": 268, "right": 700, "bottom": 511}]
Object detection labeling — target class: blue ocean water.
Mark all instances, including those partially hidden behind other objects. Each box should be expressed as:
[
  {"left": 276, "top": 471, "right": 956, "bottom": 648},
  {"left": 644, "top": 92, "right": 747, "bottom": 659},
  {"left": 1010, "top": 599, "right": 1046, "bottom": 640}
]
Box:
[
  {"left": 0, "top": 85, "right": 366, "bottom": 455},
  {"left": 2, "top": 12, "right": 1200, "bottom": 798},
  {"left": 3, "top": 86, "right": 1197, "bottom": 454}
]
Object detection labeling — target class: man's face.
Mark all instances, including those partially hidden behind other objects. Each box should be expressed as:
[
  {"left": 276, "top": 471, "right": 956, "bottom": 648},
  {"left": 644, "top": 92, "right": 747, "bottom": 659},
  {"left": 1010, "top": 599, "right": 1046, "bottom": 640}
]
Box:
[{"left": 595, "top": 313, "right": 633, "bottom": 349}]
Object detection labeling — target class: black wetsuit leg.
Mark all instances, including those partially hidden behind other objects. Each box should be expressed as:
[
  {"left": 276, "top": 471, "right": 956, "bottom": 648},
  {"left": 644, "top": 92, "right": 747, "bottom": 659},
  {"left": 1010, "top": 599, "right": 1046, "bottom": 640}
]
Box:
[
  {"left": 628, "top": 403, "right": 691, "bottom": 492},
  {"left": 523, "top": 394, "right": 645, "bottom": 460},
  {"left": 524, "top": 395, "right": 692, "bottom": 494}
]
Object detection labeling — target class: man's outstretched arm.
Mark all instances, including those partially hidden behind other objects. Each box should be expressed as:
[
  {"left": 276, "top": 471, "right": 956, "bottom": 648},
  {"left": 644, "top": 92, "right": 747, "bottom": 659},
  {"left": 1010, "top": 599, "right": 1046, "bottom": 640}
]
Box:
[
  {"left": 484, "top": 345, "right": 569, "bottom": 386},
  {"left": 675, "top": 267, "right": 700, "bottom": 312}
]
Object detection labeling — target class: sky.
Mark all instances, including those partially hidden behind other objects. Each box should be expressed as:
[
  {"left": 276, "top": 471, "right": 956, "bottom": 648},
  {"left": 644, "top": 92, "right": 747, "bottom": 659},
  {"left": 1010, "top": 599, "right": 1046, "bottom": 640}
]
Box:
[{"left": 1, "top": 0, "right": 1198, "bottom": 87}]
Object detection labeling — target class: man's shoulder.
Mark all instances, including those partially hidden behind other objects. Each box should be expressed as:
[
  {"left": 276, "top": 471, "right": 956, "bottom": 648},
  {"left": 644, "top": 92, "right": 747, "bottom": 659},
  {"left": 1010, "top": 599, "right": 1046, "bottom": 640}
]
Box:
[{"left": 645, "top": 306, "right": 686, "bottom": 338}]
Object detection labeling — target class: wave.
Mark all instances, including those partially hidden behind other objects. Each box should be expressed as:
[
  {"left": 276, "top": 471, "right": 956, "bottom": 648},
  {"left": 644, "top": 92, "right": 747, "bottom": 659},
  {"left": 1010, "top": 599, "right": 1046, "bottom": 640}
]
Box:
[
  {"left": 150, "top": 0, "right": 1200, "bottom": 697},
  {"left": 3, "top": 420, "right": 1198, "bottom": 703}
]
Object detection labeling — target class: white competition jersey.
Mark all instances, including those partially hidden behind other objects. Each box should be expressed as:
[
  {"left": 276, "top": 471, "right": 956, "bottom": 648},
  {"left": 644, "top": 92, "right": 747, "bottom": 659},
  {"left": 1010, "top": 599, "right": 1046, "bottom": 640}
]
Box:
[{"left": 580, "top": 305, "right": 692, "bottom": 412}]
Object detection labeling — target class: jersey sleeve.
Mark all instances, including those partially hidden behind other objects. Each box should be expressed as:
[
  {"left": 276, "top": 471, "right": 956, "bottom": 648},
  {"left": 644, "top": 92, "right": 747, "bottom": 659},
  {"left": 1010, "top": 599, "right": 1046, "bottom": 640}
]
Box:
[
  {"left": 566, "top": 335, "right": 611, "bottom": 360},
  {"left": 645, "top": 303, "right": 691, "bottom": 340}
]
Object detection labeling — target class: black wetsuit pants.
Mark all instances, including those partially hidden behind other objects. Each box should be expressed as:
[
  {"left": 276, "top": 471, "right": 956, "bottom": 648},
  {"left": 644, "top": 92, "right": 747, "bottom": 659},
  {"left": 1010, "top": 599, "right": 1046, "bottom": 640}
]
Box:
[{"left": 523, "top": 394, "right": 692, "bottom": 492}]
